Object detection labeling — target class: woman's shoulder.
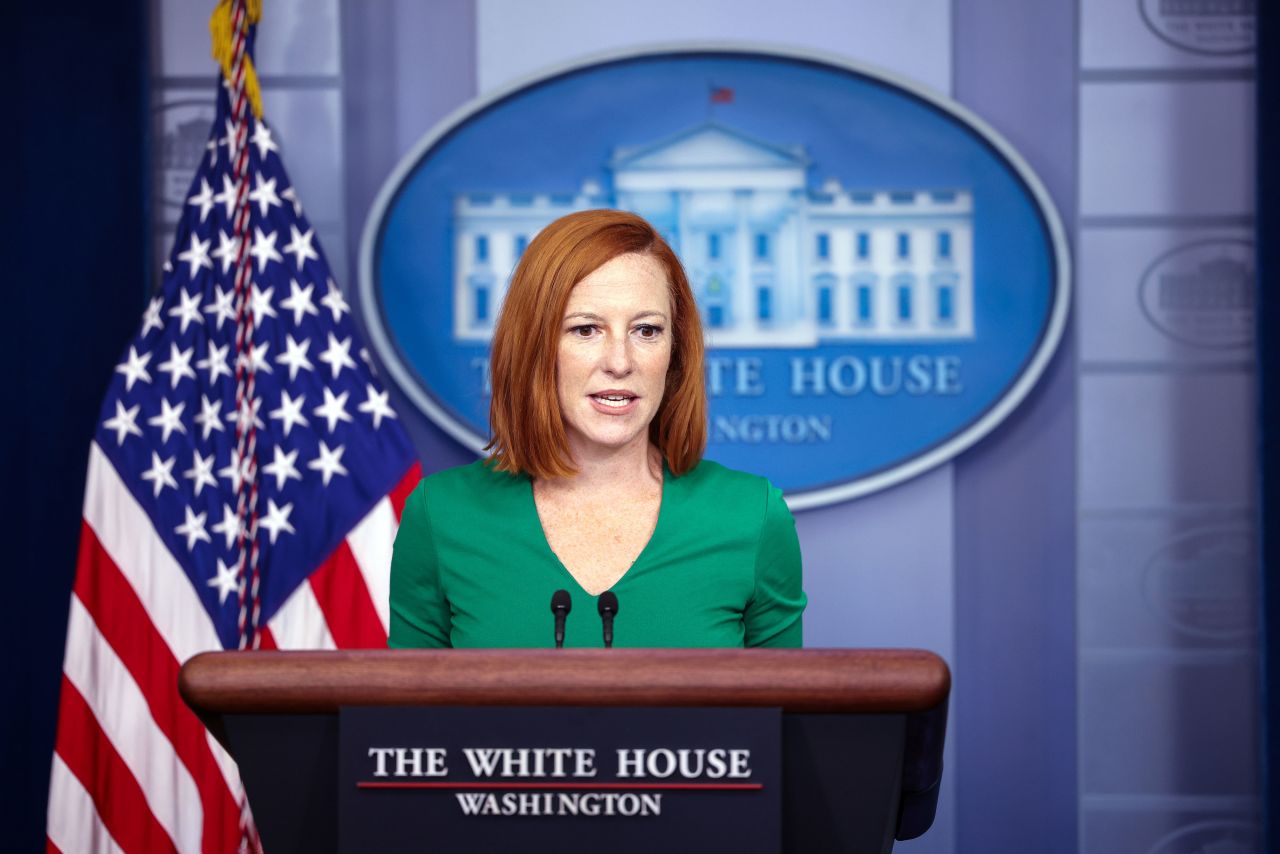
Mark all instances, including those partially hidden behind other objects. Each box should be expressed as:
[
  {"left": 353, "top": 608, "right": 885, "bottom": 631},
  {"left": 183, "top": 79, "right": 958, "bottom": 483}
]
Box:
[
  {"left": 680, "top": 458, "right": 775, "bottom": 491},
  {"left": 673, "top": 458, "right": 784, "bottom": 515},
  {"left": 411, "top": 458, "right": 528, "bottom": 509}
]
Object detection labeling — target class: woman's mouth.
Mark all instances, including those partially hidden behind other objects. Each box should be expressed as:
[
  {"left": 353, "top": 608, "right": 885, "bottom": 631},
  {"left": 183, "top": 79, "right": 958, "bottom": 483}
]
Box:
[{"left": 589, "top": 392, "right": 639, "bottom": 413}]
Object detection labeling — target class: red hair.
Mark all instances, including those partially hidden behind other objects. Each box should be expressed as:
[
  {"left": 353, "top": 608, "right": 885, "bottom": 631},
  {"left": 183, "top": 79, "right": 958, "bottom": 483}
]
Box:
[{"left": 487, "top": 209, "right": 706, "bottom": 478}]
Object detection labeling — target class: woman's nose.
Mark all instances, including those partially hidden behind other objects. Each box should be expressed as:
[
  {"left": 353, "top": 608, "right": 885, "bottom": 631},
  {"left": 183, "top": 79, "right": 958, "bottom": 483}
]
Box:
[{"left": 602, "top": 334, "right": 633, "bottom": 376}]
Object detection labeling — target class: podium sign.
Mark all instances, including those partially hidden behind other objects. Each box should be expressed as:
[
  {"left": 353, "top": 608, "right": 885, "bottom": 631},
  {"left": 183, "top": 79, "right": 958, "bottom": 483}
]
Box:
[{"left": 338, "top": 706, "right": 782, "bottom": 853}]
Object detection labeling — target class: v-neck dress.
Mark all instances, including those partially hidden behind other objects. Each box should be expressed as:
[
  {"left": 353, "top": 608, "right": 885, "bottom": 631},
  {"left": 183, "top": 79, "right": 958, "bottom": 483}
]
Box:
[{"left": 388, "top": 458, "right": 805, "bottom": 649}]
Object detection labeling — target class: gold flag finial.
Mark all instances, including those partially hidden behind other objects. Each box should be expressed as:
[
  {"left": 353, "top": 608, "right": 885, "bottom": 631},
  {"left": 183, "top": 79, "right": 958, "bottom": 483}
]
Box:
[{"left": 209, "top": 0, "right": 264, "bottom": 119}]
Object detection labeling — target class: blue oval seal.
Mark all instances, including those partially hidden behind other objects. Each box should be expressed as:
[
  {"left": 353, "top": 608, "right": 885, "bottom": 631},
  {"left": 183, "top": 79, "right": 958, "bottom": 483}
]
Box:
[{"left": 359, "top": 45, "right": 1070, "bottom": 509}]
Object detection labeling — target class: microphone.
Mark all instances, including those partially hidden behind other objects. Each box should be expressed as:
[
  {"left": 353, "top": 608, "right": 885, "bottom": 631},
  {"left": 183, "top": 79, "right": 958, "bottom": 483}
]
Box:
[
  {"left": 598, "top": 591, "right": 619, "bottom": 649},
  {"left": 550, "top": 589, "right": 572, "bottom": 649}
]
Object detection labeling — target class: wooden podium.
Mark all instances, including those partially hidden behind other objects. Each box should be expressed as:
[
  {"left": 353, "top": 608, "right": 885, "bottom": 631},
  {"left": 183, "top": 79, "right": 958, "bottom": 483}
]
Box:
[{"left": 180, "top": 649, "right": 949, "bottom": 853}]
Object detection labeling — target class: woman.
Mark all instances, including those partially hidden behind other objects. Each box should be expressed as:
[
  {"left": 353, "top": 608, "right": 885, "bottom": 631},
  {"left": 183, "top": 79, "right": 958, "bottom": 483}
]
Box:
[{"left": 388, "top": 209, "right": 805, "bottom": 648}]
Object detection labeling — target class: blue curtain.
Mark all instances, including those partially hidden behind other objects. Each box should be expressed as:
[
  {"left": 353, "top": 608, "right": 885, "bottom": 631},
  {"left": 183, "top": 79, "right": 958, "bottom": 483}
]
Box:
[
  {"left": 1257, "top": 3, "right": 1279, "bottom": 846},
  {"left": 4, "top": 3, "right": 148, "bottom": 847}
]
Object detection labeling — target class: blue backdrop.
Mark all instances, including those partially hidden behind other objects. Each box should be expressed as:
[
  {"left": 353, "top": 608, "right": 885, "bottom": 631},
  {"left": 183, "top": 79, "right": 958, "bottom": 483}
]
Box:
[
  {"left": 1256, "top": 2, "right": 1278, "bottom": 840},
  {"left": 5, "top": 3, "right": 148, "bottom": 849}
]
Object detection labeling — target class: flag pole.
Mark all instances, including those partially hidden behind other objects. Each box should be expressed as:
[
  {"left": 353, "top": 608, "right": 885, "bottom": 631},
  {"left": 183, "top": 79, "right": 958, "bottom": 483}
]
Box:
[
  {"left": 212, "top": 0, "right": 266, "bottom": 654},
  {"left": 211, "top": 2, "right": 265, "bottom": 850}
]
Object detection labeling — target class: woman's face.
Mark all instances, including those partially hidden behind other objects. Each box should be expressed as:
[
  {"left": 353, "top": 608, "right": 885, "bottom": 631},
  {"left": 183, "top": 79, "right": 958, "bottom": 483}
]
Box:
[{"left": 556, "top": 252, "right": 673, "bottom": 462}]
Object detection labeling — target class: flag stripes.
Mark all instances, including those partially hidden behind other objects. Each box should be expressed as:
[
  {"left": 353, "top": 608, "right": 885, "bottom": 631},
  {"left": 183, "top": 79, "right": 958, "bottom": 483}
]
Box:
[
  {"left": 46, "top": 754, "right": 126, "bottom": 854},
  {"left": 308, "top": 544, "right": 388, "bottom": 649},
  {"left": 267, "top": 580, "right": 337, "bottom": 651},
  {"left": 72, "top": 521, "right": 241, "bottom": 851},
  {"left": 54, "top": 677, "right": 181, "bottom": 854},
  {"left": 62, "top": 597, "right": 204, "bottom": 853}
]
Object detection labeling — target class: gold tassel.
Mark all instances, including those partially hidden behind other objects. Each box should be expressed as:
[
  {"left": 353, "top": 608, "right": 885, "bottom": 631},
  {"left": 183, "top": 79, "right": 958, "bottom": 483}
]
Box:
[{"left": 209, "top": 0, "right": 264, "bottom": 119}]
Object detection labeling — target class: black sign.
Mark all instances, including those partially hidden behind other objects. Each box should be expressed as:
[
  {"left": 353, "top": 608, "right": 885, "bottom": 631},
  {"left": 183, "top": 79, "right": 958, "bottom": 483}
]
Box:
[{"left": 338, "top": 706, "right": 781, "bottom": 853}]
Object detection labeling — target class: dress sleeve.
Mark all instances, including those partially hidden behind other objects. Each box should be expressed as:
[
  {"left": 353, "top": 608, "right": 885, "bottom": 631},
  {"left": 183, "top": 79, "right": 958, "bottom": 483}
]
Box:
[
  {"left": 744, "top": 482, "right": 806, "bottom": 648},
  {"left": 388, "top": 480, "right": 453, "bottom": 648}
]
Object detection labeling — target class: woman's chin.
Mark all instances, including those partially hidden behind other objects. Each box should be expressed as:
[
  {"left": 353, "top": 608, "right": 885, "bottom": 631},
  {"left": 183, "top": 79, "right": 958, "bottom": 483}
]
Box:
[{"left": 568, "top": 425, "right": 650, "bottom": 456}]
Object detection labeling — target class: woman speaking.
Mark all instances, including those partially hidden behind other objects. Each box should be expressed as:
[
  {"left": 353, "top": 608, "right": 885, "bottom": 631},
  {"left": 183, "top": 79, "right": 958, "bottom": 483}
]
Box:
[{"left": 388, "top": 209, "right": 805, "bottom": 648}]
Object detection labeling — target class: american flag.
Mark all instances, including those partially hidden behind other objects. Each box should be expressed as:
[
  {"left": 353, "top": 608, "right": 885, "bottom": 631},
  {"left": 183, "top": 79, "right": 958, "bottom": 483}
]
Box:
[{"left": 45, "top": 12, "right": 419, "bottom": 852}]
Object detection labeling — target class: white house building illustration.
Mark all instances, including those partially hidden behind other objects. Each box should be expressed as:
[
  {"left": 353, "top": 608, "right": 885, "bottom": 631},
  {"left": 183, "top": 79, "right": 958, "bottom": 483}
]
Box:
[{"left": 452, "top": 122, "right": 974, "bottom": 346}]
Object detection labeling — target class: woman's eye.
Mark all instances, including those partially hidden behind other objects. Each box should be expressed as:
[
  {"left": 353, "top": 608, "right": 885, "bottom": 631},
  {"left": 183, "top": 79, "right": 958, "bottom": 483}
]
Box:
[
  {"left": 634, "top": 324, "right": 664, "bottom": 339},
  {"left": 569, "top": 324, "right": 598, "bottom": 338}
]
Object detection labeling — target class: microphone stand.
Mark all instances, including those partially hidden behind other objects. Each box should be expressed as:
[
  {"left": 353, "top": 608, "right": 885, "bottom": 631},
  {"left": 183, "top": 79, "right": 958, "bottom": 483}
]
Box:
[
  {"left": 550, "top": 589, "right": 571, "bottom": 649},
  {"left": 597, "top": 591, "right": 619, "bottom": 649}
]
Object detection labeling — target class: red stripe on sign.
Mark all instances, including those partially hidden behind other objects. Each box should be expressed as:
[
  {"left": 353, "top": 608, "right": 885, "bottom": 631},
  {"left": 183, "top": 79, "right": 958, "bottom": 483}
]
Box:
[
  {"left": 46, "top": 839, "right": 63, "bottom": 854},
  {"left": 309, "top": 540, "right": 387, "bottom": 648},
  {"left": 357, "top": 781, "right": 764, "bottom": 791},
  {"left": 54, "top": 677, "right": 178, "bottom": 854},
  {"left": 73, "top": 522, "right": 240, "bottom": 854},
  {"left": 389, "top": 463, "right": 422, "bottom": 520}
]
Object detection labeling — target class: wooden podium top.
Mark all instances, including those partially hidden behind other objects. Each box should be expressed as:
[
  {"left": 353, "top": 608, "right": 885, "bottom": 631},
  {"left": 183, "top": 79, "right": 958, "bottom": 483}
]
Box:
[{"left": 179, "top": 648, "right": 949, "bottom": 716}]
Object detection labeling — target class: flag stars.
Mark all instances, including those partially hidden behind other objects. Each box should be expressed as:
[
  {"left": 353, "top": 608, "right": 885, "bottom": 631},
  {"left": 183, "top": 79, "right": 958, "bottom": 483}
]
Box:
[
  {"left": 102, "top": 400, "right": 142, "bottom": 445},
  {"left": 249, "top": 227, "right": 283, "bottom": 271},
  {"left": 208, "top": 558, "right": 240, "bottom": 605},
  {"left": 276, "top": 334, "right": 314, "bottom": 381},
  {"left": 211, "top": 231, "right": 240, "bottom": 276},
  {"left": 168, "top": 288, "right": 205, "bottom": 334},
  {"left": 313, "top": 387, "right": 352, "bottom": 432},
  {"left": 205, "top": 285, "right": 237, "bottom": 330},
  {"left": 188, "top": 177, "right": 215, "bottom": 223},
  {"left": 219, "top": 117, "right": 241, "bottom": 157},
  {"left": 280, "top": 280, "right": 319, "bottom": 326},
  {"left": 269, "top": 389, "right": 309, "bottom": 437},
  {"left": 157, "top": 343, "right": 196, "bottom": 389},
  {"left": 214, "top": 174, "right": 238, "bottom": 220},
  {"left": 358, "top": 384, "right": 396, "bottom": 429},
  {"left": 212, "top": 503, "right": 242, "bottom": 550},
  {"left": 236, "top": 340, "right": 273, "bottom": 375},
  {"left": 115, "top": 346, "right": 152, "bottom": 392},
  {"left": 184, "top": 449, "right": 218, "bottom": 496},
  {"left": 219, "top": 449, "right": 249, "bottom": 493},
  {"left": 249, "top": 172, "right": 282, "bottom": 218},
  {"left": 250, "top": 121, "right": 279, "bottom": 159},
  {"left": 147, "top": 398, "right": 188, "bottom": 443},
  {"left": 176, "top": 234, "right": 213, "bottom": 279},
  {"left": 283, "top": 225, "right": 319, "bottom": 269},
  {"left": 194, "top": 394, "right": 226, "bottom": 440},
  {"left": 308, "top": 440, "right": 348, "bottom": 486},
  {"left": 320, "top": 279, "right": 349, "bottom": 322},
  {"left": 197, "top": 341, "right": 232, "bottom": 384},
  {"left": 140, "top": 452, "right": 178, "bottom": 497},
  {"left": 175, "top": 506, "right": 212, "bottom": 551},
  {"left": 259, "top": 499, "right": 296, "bottom": 544},
  {"left": 141, "top": 297, "right": 164, "bottom": 337},
  {"left": 109, "top": 94, "right": 417, "bottom": 583},
  {"left": 263, "top": 445, "right": 302, "bottom": 491},
  {"left": 281, "top": 185, "right": 303, "bottom": 218},
  {"left": 235, "top": 395, "right": 266, "bottom": 432},
  {"left": 249, "top": 284, "right": 278, "bottom": 326},
  {"left": 318, "top": 333, "right": 356, "bottom": 379}
]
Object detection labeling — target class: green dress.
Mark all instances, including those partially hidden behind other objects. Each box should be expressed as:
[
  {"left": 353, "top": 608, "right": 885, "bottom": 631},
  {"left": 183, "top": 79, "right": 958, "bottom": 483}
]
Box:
[{"left": 388, "top": 458, "right": 805, "bottom": 649}]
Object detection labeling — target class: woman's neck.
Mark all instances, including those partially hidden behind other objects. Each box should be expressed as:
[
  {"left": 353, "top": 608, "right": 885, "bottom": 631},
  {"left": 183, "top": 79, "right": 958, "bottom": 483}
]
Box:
[{"left": 541, "top": 437, "right": 662, "bottom": 497}]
